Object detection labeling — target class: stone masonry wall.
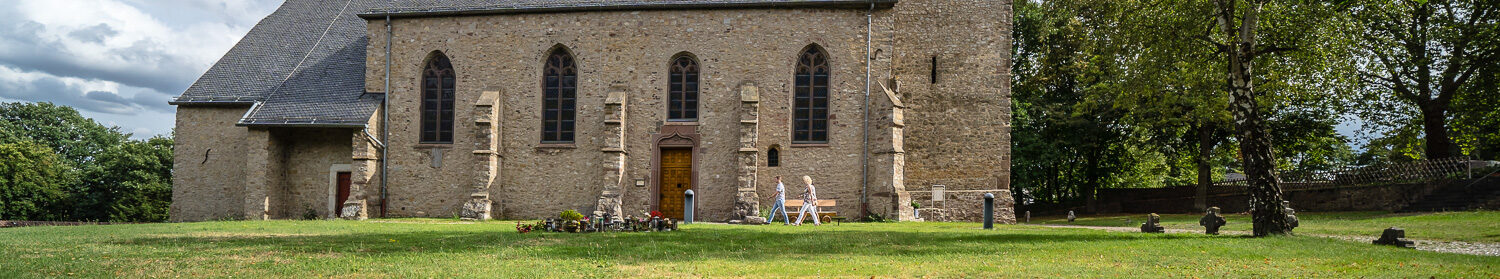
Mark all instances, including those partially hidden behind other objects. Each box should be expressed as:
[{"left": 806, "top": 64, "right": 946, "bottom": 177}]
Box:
[
  {"left": 367, "top": 8, "right": 894, "bottom": 220},
  {"left": 893, "top": 0, "right": 1015, "bottom": 221},
  {"left": 170, "top": 106, "right": 251, "bottom": 221},
  {"left": 273, "top": 128, "right": 355, "bottom": 219}
]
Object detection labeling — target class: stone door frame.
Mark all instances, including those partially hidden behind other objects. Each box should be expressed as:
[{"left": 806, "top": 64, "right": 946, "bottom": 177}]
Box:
[
  {"left": 650, "top": 124, "right": 699, "bottom": 216},
  {"left": 326, "top": 164, "right": 352, "bottom": 219}
]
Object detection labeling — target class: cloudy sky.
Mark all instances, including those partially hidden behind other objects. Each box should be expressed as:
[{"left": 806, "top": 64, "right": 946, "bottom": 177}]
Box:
[{"left": 0, "top": 0, "right": 283, "bottom": 138}]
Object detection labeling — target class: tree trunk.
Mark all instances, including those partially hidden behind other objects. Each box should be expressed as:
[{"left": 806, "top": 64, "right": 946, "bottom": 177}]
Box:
[
  {"left": 1084, "top": 149, "right": 1099, "bottom": 214},
  {"left": 1420, "top": 102, "right": 1456, "bottom": 159},
  {"left": 1215, "top": 0, "right": 1289, "bottom": 236},
  {"left": 1195, "top": 124, "right": 1216, "bottom": 211}
]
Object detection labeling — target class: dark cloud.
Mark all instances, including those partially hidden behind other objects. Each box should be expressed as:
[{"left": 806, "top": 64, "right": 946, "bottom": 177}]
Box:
[
  {"left": 67, "top": 24, "right": 118, "bottom": 44},
  {"left": 125, "top": 88, "right": 175, "bottom": 113},
  {"left": 0, "top": 70, "right": 169, "bottom": 115},
  {"left": 0, "top": 20, "right": 203, "bottom": 94}
]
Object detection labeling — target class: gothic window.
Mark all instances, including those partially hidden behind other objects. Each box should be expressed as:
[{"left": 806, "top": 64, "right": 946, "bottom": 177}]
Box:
[
  {"left": 794, "top": 45, "right": 830, "bottom": 143},
  {"left": 421, "top": 51, "right": 455, "bottom": 144},
  {"left": 542, "top": 47, "right": 576, "bottom": 143},
  {"left": 767, "top": 146, "right": 780, "bottom": 167},
  {"left": 668, "top": 54, "right": 699, "bottom": 121}
]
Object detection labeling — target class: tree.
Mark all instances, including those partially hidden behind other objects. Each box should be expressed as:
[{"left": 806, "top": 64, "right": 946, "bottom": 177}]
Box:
[
  {"left": 1012, "top": 0, "right": 1137, "bottom": 211},
  {"left": 0, "top": 102, "right": 127, "bottom": 167},
  {"left": 74, "top": 136, "right": 174, "bottom": 222},
  {"left": 0, "top": 102, "right": 174, "bottom": 221},
  {"left": 0, "top": 141, "right": 73, "bottom": 220},
  {"left": 1351, "top": 0, "right": 1499, "bottom": 159},
  {"left": 1207, "top": 0, "right": 1315, "bottom": 236}
]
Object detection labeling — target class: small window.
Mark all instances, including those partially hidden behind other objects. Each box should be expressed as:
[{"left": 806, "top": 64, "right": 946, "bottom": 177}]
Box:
[
  {"left": 930, "top": 56, "right": 938, "bottom": 84},
  {"left": 668, "top": 54, "right": 699, "bottom": 121},
  {"left": 767, "top": 146, "right": 780, "bottom": 167}
]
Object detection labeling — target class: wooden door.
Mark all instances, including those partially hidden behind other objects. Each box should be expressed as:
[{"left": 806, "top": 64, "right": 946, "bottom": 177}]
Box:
[
  {"left": 659, "top": 148, "right": 692, "bottom": 219},
  {"left": 336, "top": 172, "right": 352, "bottom": 216}
]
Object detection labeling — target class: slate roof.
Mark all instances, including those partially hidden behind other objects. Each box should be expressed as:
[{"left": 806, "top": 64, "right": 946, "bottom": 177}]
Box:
[
  {"left": 175, "top": 0, "right": 892, "bottom": 127},
  {"left": 237, "top": 0, "right": 383, "bottom": 126},
  {"left": 172, "top": 0, "right": 381, "bottom": 126},
  {"left": 361, "top": 0, "right": 897, "bottom": 18}
]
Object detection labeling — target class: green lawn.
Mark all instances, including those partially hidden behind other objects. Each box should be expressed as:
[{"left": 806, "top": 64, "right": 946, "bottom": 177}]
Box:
[
  {"left": 1037, "top": 211, "right": 1500, "bottom": 243},
  {"left": 1, "top": 220, "right": 1496, "bottom": 277}
]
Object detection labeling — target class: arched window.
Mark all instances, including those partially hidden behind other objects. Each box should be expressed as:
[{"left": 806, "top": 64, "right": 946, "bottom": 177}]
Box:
[
  {"left": 794, "top": 45, "right": 829, "bottom": 143},
  {"left": 767, "top": 146, "right": 780, "bottom": 167},
  {"left": 542, "top": 47, "right": 576, "bottom": 143},
  {"left": 668, "top": 54, "right": 699, "bottom": 121},
  {"left": 421, "top": 51, "right": 455, "bottom": 144}
]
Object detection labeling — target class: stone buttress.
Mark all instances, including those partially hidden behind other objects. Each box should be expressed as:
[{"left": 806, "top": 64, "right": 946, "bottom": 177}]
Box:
[
  {"left": 462, "top": 90, "right": 501, "bottom": 220},
  {"left": 734, "top": 83, "right": 764, "bottom": 224},
  {"left": 594, "top": 87, "right": 628, "bottom": 221}
]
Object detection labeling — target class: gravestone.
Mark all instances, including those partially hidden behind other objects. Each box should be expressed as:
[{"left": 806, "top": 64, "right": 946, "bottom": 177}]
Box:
[
  {"left": 1067, "top": 211, "right": 1076, "bottom": 222},
  {"left": 1372, "top": 227, "right": 1416, "bottom": 248},
  {"left": 1199, "top": 206, "right": 1227, "bottom": 235},
  {"left": 1140, "top": 213, "right": 1165, "bottom": 233},
  {"left": 1283, "top": 201, "right": 1300, "bottom": 231}
]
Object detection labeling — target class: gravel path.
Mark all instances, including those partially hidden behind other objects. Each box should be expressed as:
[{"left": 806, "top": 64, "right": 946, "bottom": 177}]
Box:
[{"left": 1031, "top": 224, "right": 1500, "bottom": 257}]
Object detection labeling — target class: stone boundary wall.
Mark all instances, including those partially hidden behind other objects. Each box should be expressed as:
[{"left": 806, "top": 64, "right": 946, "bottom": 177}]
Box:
[
  {"left": 0, "top": 221, "right": 141, "bottom": 228},
  {"left": 1097, "top": 181, "right": 1451, "bottom": 214},
  {"left": 908, "top": 190, "right": 1016, "bottom": 223}
]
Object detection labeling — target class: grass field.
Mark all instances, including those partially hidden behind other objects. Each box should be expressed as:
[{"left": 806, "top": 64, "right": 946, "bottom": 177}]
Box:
[
  {"left": 1, "top": 220, "right": 1496, "bottom": 277},
  {"left": 1036, "top": 211, "right": 1500, "bottom": 243}
]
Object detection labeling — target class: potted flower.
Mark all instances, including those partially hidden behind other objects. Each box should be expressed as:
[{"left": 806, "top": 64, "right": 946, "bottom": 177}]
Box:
[
  {"left": 911, "top": 201, "right": 923, "bottom": 219},
  {"left": 561, "top": 210, "right": 585, "bottom": 233}
]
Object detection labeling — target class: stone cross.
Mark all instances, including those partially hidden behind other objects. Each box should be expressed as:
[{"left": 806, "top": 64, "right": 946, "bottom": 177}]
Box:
[
  {"left": 1140, "top": 213, "right": 1165, "bottom": 233},
  {"left": 1372, "top": 227, "right": 1415, "bottom": 248},
  {"left": 1199, "top": 206, "right": 1227, "bottom": 235}
]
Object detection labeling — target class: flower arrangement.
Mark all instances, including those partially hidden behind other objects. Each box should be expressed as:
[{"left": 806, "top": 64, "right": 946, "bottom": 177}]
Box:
[
  {"left": 561, "top": 209, "right": 585, "bottom": 221},
  {"left": 649, "top": 210, "right": 663, "bottom": 219},
  {"left": 515, "top": 221, "right": 544, "bottom": 234}
]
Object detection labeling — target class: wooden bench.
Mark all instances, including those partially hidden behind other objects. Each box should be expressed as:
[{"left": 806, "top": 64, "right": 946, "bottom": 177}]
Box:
[{"left": 783, "top": 199, "right": 845, "bottom": 225}]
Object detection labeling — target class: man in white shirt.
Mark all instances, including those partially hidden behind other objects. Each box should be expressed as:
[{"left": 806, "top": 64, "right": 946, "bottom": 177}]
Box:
[{"left": 767, "top": 176, "right": 790, "bottom": 225}]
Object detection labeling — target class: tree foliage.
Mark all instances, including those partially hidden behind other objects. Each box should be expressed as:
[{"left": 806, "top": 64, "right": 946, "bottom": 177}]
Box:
[
  {"left": 0, "top": 102, "right": 173, "bottom": 222},
  {"left": 0, "top": 141, "right": 73, "bottom": 220},
  {"left": 1349, "top": 0, "right": 1500, "bottom": 160},
  {"left": 1011, "top": 0, "right": 1357, "bottom": 216}
]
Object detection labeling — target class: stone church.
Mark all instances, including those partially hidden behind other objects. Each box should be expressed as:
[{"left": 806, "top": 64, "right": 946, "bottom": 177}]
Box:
[{"left": 169, "top": 0, "right": 1015, "bottom": 224}]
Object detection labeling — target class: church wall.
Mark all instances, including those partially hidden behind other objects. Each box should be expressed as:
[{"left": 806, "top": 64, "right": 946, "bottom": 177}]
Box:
[
  {"left": 894, "top": 0, "right": 1016, "bottom": 222},
  {"left": 367, "top": 8, "right": 888, "bottom": 220},
  {"left": 273, "top": 128, "right": 355, "bottom": 219},
  {"left": 170, "top": 106, "right": 251, "bottom": 222}
]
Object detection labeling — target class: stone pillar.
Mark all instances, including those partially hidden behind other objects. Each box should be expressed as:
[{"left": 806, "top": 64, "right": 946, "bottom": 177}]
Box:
[
  {"left": 594, "top": 87, "right": 628, "bottom": 221},
  {"left": 243, "top": 128, "right": 281, "bottom": 220},
  {"left": 461, "top": 90, "right": 501, "bottom": 221},
  {"left": 734, "top": 83, "right": 765, "bottom": 224},
  {"left": 868, "top": 80, "right": 915, "bottom": 221},
  {"left": 343, "top": 127, "right": 377, "bottom": 220}
]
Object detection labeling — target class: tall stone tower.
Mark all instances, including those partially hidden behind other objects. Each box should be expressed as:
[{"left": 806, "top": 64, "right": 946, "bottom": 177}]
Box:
[{"left": 893, "top": 0, "right": 1016, "bottom": 222}]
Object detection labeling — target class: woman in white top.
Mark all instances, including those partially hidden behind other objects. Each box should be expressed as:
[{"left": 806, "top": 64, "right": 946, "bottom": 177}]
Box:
[{"left": 794, "top": 175, "right": 821, "bottom": 226}]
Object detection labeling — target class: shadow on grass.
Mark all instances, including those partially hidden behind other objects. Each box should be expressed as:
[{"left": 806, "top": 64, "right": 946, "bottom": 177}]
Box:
[{"left": 112, "top": 225, "right": 1163, "bottom": 263}]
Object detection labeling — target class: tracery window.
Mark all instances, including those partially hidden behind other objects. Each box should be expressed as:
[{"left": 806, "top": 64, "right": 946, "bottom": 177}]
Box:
[
  {"left": 421, "top": 51, "right": 455, "bottom": 144},
  {"left": 793, "top": 45, "right": 830, "bottom": 143},
  {"left": 668, "top": 54, "right": 699, "bottom": 121},
  {"left": 542, "top": 47, "right": 577, "bottom": 143}
]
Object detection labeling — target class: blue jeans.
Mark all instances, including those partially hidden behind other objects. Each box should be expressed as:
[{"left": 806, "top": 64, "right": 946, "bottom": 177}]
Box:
[{"left": 767, "top": 199, "right": 790, "bottom": 224}]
